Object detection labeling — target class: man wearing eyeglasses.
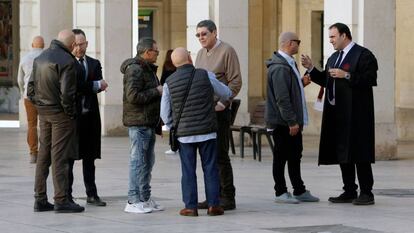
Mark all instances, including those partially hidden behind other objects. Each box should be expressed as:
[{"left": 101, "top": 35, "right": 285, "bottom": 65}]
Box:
[
  {"left": 265, "top": 32, "right": 318, "bottom": 204},
  {"left": 120, "top": 38, "right": 164, "bottom": 214},
  {"left": 195, "top": 19, "right": 242, "bottom": 211},
  {"left": 67, "top": 29, "right": 108, "bottom": 207}
]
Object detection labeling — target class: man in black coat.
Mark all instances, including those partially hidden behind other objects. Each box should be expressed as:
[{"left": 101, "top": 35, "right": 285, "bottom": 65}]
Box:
[
  {"left": 301, "top": 23, "right": 378, "bottom": 205},
  {"left": 67, "top": 29, "right": 108, "bottom": 206}
]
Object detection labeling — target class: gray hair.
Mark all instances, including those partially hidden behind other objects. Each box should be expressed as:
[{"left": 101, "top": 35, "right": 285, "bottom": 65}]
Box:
[
  {"left": 196, "top": 20, "right": 217, "bottom": 32},
  {"left": 136, "top": 38, "right": 156, "bottom": 56}
]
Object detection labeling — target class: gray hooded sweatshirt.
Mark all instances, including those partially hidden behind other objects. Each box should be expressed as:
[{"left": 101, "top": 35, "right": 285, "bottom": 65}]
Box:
[{"left": 265, "top": 52, "right": 304, "bottom": 130}]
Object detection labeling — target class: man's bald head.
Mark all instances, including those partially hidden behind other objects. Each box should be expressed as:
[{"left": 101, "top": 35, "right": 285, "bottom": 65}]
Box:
[
  {"left": 278, "top": 31, "right": 300, "bottom": 55},
  {"left": 32, "top": 36, "right": 44, "bottom": 49},
  {"left": 57, "top": 29, "right": 75, "bottom": 50},
  {"left": 171, "top": 47, "right": 191, "bottom": 67},
  {"left": 279, "top": 32, "right": 298, "bottom": 47}
]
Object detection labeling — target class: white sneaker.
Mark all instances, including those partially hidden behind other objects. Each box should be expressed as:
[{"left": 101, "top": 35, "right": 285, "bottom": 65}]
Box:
[
  {"left": 294, "top": 190, "right": 320, "bottom": 202},
  {"left": 165, "top": 149, "right": 177, "bottom": 155},
  {"left": 275, "top": 192, "right": 300, "bottom": 204},
  {"left": 124, "top": 202, "right": 152, "bottom": 214},
  {"left": 145, "top": 198, "right": 165, "bottom": 211}
]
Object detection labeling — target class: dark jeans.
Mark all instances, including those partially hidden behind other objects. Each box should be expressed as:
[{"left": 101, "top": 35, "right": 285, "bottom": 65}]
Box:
[
  {"left": 216, "top": 109, "right": 236, "bottom": 202},
  {"left": 340, "top": 163, "right": 374, "bottom": 196},
  {"left": 272, "top": 125, "right": 306, "bottom": 196},
  {"left": 179, "top": 139, "right": 220, "bottom": 209},
  {"left": 34, "top": 112, "right": 76, "bottom": 204},
  {"left": 68, "top": 158, "right": 98, "bottom": 198}
]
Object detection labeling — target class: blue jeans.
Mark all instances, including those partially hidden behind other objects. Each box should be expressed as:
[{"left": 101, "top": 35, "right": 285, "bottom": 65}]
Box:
[
  {"left": 128, "top": 126, "right": 155, "bottom": 203},
  {"left": 179, "top": 139, "right": 220, "bottom": 209}
]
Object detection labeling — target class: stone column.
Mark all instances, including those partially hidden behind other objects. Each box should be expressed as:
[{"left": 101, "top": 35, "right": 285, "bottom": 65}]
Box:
[
  {"left": 325, "top": 0, "right": 397, "bottom": 159},
  {"left": 19, "top": 0, "right": 73, "bottom": 129},
  {"left": 186, "top": 0, "right": 249, "bottom": 125},
  {"left": 98, "top": 0, "right": 132, "bottom": 135}
]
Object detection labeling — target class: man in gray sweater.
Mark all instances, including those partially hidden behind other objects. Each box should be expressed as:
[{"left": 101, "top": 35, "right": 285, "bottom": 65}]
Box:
[{"left": 265, "top": 32, "right": 318, "bottom": 204}]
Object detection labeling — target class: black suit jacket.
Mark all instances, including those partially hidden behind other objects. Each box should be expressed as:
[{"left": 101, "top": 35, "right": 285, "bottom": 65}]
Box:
[{"left": 309, "top": 43, "right": 378, "bottom": 165}]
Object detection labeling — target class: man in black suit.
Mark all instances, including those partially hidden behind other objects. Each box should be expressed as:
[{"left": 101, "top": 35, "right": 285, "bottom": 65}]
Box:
[
  {"left": 301, "top": 23, "right": 378, "bottom": 205},
  {"left": 68, "top": 29, "right": 108, "bottom": 206}
]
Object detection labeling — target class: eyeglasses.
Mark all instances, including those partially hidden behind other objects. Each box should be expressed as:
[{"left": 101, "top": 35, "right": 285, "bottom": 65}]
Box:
[
  {"left": 195, "top": 31, "right": 210, "bottom": 38},
  {"left": 291, "top": 39, "right": 301, "bottom": 45}
]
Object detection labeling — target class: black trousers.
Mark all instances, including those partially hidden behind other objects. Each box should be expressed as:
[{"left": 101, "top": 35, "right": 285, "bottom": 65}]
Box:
[
  {"left": 340, "top": 163, "right": 374, "bottom": 196},
  {"left": 68, "top": 158, "right": 98, "bottom": 198},
  {"left": 216, "top": 109, "right": 236, "bottom": 202},
  {"left": 272, "top": 125, "right": 306, "bottom": 196}
]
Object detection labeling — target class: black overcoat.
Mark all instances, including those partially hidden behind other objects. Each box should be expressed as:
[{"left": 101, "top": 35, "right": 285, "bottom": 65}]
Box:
[
  {"left": 309, "top": 44, "right": 378, "bottom": 165},
  {"left": 76, "top": 55, "right": 103, "bottom": 160}
]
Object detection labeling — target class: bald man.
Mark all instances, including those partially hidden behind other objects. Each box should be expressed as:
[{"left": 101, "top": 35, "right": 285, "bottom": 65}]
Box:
[
  {"left": 265, "top": 32, "right": 318, "bottom": 204},
  {"left": 18, "top": 36, "right": 44, "bottom": 164},
  {"left": 161, "top": 47, "right": 231, "bottom": 217},
  {"left": 28, "top": 29, "right": 84, "bottom": 213}
]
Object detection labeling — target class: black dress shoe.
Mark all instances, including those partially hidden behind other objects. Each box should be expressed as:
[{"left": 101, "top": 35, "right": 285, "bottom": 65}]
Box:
[
  {"left": 220, "top": 199, "right": 236, "bottom": 210},
  {"left": 352, "top": 193, "right": 375, "bottom": 205},
  {"left": 328, "top": 192, "right": 357, "bottom": 203},
  {"left": 54, "top": 201, "right": 85, "bottom": 213},
  {"left": 87, "top": 196, "right": 106, "bottom": 206},
  {"left": 34, "top": 200, "right": 54, "bottom": 212},
  {"left": 197, "top": 200, "right": 208, "bottom": 209}
]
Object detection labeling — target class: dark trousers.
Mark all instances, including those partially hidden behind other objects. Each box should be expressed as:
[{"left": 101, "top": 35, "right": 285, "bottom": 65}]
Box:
[
  {"left": 216, "top": 109, "right": 236, "bottom": 202},
  {"left": 68, "top": 158, "right": 98, "bottom": 198},
  {"left": 179, "top": 139, "right": 220, "bottom": 209},
  {"left": 272, "top": 125, "right": 306, "bottom": 196},
  {"left": 340, "top": 163, "right": 374, "bottom": 196},
  {"left": 34, "top": 112, "right": 76, "bottom": 204}
]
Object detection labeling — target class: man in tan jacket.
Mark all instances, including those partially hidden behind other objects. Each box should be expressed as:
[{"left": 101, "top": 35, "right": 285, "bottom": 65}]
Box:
[{"left": 195, "top": 19, "right": 242, "bottom": 210}]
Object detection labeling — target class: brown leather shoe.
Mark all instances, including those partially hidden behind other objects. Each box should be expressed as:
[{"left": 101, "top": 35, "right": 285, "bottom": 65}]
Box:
[
  {"left": 207, "top": 206, "right": 224, "bottom": 216},
  {"left": 179, "top": 208, "right": 198, "bottom": 217}
]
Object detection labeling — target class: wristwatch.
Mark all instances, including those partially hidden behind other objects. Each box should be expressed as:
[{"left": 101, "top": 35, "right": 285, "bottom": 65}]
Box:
[{"left": 344, "top": 72, "right": 351, "bottom": 80}]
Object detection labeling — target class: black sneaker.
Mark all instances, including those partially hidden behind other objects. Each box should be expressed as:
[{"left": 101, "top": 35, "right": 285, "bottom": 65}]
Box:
[
  {"left": 352, "top": 193, "right": 375, "bottom": 205},
  {"left": 87, "top": 196, "right": 106, "bottom": 206},
  {"left": 328, "top": 192, "right": 357, "bottom": 203},
  {"left": 54, "top": 201, "right": 85, "bottom": 213},
  {"left": 34, "top": 200, "right": 54, "bottom": 212}
]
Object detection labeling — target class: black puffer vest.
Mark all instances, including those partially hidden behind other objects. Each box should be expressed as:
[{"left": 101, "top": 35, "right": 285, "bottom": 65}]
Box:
[{"left": 166, "top": 64, "right": 217, "bottom": 137}]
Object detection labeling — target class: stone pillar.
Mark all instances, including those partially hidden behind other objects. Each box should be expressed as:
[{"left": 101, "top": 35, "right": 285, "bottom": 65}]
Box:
[
  {"left": 19, "top": 0, "right": 73, "bottom": 129},
  {"left": 396, "top": 0, "right": 414, "bottom": 140},
  {"left": 325, "top": 0, "right": 397, "bottom": 159},
  {"left": 186, "top": 0, "right": 249, "bottom": 125},
  {"left": 98, "top": 0, "right": 132, "bottom": 135},
  {"left": 281, "top": 0, "right": 298, "bottom": 32}
]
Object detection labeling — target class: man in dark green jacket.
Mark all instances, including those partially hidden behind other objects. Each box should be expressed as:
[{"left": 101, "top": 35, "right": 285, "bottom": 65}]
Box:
[{"left": 120, "top": 38, "right": 164, "bottom": 214}]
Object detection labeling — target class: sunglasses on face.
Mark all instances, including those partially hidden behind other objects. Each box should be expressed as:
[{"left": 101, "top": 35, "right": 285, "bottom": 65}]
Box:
[
  {"left": 195, "top": 31, "right": 210, "bottom": 38},
  {"left": 291, "top": 39, "right": 301, "bottom": 45}
]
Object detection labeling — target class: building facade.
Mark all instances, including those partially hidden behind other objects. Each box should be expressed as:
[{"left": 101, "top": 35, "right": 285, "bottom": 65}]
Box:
[{"left": 6, "top": 0, "right": 413, "bottom": 159}]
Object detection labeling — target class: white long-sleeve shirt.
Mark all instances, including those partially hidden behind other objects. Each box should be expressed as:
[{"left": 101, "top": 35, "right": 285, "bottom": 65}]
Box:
[{"left": 17, "top": 48, "right": 43, "bottom": 98}]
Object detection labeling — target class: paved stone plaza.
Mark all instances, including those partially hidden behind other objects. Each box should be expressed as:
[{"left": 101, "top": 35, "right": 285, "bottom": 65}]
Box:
[{"left": 1, "top": 128, "right": 414, "bottom": 233}]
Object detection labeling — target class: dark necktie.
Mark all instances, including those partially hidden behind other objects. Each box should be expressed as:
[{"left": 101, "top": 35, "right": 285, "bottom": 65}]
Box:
[
  {"left": 327, "top": 50, "right": 343, "bottom": 102},
  {"left": 79, "top": 58, "right": 86, "bottom": 80}
]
